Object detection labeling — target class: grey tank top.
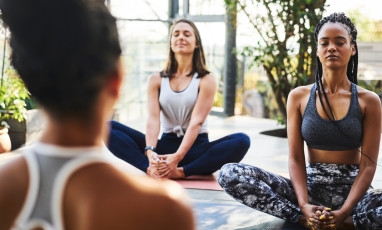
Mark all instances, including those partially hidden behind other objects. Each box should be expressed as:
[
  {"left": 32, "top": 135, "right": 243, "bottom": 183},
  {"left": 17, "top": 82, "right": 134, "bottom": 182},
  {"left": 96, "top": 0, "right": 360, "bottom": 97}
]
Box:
[
  {"left": 13, "top": 142, "right": 107, "bottom": 230},
  {"left": 301, "top": 83, "right": 363, "bottom": 151},
  {"left": 159, "top": 72, "right": 208, "bottom": 137}
]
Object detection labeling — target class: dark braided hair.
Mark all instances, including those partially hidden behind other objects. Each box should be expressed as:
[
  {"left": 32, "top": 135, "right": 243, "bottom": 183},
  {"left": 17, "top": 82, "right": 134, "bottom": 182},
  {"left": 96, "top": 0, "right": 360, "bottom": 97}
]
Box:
[
  {"left": 314, "top": 12, "right": 358, "bottom": 121},
  {"left": 313, "top": 13, "right": 382, "bottom": 167}
]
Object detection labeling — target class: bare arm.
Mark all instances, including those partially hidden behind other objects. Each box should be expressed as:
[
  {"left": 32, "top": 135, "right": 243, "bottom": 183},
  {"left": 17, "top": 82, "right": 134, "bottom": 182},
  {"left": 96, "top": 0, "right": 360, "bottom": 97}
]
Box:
[
  {"left": 145, "top": 74, "right": 161, "bottom": 156},
  {"left": 334, "top": 91, "right": 381, "bottom": 221},
  {"left": 0, "top": 157, "right": 28, "bottom": 230},
  {"left": 287, "top": 88, "right": 309, "bottom": 207},
  {"left": 145, "top": 74, "right": 161, "bottom": 149},
  {"left": 287, "top": 87, "right": 325, "bottom": 227}
]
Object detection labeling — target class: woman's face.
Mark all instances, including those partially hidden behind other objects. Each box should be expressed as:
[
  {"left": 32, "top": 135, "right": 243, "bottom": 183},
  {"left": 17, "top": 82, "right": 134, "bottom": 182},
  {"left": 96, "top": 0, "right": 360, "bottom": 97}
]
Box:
[
  {"left": 316, "top": 22, "right": 356, "bottom": 70},
  {"left": 170, "top": 22, "right": 197, "bottom": 55}
]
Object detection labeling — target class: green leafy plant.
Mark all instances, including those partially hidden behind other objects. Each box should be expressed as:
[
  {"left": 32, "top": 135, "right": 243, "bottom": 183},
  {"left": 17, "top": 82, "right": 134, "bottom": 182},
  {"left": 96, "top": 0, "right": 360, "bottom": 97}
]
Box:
[
  {"left": 0, "top": 64, "right": 29, "bottom": 127},
  {"left": 0, "top": 21, "right": 30, "bottom": 128},
  {"left": 225, "top": 0, "right": 327, "bottom": 123}
]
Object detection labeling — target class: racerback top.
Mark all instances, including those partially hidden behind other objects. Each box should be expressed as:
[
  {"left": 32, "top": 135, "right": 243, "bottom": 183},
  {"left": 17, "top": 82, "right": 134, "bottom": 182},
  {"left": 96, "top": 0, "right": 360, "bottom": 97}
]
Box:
[{"left": 12, "top": 142, "right": 107, "bottom": 230}]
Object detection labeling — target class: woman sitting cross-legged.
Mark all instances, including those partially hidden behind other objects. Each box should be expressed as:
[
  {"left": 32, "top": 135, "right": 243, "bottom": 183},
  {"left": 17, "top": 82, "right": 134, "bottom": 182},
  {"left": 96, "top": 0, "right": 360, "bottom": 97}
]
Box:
[
  {"left": 218, "top": 12, "right": 382, "bottom": 230},
  {"left": 108, "top": 18, "right": 250, "bottom": 179}
]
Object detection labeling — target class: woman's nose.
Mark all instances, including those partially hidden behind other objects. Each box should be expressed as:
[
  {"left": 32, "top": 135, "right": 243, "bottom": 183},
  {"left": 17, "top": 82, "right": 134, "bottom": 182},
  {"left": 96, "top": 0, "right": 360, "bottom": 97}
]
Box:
[{"left": 328, "top": 44, "right": 336, "bottom": 52}]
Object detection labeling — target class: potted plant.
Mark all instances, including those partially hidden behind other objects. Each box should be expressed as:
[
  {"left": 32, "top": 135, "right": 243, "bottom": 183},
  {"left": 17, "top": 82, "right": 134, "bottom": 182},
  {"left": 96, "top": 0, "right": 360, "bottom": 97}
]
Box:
[
  {"left": 0, "top": 120, "right": 11, "bottom": 153},
  {"left": 0, "top": 65, "right": 29, "bottom": 153}
]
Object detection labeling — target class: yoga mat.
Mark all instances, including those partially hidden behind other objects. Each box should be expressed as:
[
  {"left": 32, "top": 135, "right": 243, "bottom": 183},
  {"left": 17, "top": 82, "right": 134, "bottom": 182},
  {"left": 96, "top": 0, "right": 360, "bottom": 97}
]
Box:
[{"left": 174, "top": 174, "right": 223, "bottom": 190}]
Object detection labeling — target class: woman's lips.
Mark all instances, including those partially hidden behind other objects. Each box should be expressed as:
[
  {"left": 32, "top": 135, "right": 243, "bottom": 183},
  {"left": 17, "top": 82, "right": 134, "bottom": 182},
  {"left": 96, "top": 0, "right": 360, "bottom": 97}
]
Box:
[{"left": 326, "top": 55, "right": 338, "bottom": 59}]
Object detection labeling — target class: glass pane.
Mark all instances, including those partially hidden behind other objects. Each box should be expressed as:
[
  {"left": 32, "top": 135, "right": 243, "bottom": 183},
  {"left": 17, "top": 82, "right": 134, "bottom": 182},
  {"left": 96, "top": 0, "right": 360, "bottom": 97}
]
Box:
[
  {"left": 189, "top": 0, "right": 225, "bottom": 15},
  {"left": 110, "top": 0, "right": 168, "bottom": 20}
]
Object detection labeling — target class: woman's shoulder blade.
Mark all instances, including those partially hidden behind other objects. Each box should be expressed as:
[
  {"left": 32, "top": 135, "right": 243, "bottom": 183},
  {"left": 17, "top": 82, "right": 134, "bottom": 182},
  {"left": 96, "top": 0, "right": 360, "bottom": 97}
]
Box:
[
  {"left": 65, "top": 163, "right": 193, "bottom": 229},
  {"left": 69, "top": 163, "right": 189, "bottom": 206}
]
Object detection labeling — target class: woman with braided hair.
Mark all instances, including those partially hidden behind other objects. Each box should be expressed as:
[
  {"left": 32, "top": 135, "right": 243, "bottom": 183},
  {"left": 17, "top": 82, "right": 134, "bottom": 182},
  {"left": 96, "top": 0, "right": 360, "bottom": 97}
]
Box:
[{"left": 218, "top": 12, "right": 382, "bottom": 230}]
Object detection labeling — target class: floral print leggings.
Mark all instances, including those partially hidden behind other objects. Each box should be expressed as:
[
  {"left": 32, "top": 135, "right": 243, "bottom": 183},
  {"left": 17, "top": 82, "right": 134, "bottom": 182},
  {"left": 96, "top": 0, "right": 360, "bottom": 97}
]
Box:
[{"left": 218, "top": 163, "right": 382, "bottom": 230}]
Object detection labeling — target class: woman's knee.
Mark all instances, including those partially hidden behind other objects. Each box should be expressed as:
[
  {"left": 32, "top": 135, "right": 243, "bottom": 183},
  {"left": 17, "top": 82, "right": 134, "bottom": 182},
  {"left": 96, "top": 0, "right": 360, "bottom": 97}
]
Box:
[
  {"left": 232, "top": 133, "right": 251, "bottom": 150},
  {"left": 218, "top": 163, "right": 242, "bottom": 186},
  {"left": 353, "top": 189, "right": 382, "bottom": 228},
  {"left": 110, "top": 120, "right": 123, "bottom": 129},
  {"left": 227, "top": 133, "right": 250, "bottom": 161}
]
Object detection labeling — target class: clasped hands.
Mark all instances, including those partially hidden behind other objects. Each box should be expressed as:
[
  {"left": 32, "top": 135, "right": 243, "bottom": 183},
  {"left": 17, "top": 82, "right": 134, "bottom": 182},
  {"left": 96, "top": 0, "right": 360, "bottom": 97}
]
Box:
[
  {"left": 146, "top": 150, "right": 181, "bottom": 178},
  {"left": 302, "top": 204, "right": 349, "bottom": 230}
]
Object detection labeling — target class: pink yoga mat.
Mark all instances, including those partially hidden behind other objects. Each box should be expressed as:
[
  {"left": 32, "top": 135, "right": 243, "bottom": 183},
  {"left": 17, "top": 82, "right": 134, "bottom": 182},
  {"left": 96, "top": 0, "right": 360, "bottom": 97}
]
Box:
[{"left": 173, "top": 174, "right": 223, "bottom": 190}]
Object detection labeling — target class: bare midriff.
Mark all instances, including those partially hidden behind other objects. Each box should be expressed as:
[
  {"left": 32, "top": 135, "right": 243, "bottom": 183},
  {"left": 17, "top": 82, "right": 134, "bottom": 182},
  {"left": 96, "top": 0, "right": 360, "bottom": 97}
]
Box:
[{"left": 307, "top": 147, "right": 361, "bottom": 164}]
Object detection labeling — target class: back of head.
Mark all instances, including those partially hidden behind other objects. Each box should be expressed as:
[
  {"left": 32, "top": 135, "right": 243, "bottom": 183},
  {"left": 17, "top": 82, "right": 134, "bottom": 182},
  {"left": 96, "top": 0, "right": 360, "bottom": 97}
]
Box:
[{"left": 0, "top": 0, "right": 121, "bottom": 120}]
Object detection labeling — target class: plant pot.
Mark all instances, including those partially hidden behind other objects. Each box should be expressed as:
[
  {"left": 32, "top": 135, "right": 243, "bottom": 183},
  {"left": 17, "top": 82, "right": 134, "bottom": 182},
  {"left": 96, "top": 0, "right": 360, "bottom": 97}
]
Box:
[
  {"left": 0, "top": 127, "right": 12, "bottom": 153},
  {"left": 6, "top": 117, "right": 26, "bottom": 150},
  {"left": 5, "top": 109, "right": 45, "bottom": 150}
]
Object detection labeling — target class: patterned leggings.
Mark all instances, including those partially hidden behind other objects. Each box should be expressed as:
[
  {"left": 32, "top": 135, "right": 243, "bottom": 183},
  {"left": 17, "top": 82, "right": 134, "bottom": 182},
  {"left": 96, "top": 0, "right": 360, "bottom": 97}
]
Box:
[{"left": 218, "top": 163, "right": 382, "bottom": 230}]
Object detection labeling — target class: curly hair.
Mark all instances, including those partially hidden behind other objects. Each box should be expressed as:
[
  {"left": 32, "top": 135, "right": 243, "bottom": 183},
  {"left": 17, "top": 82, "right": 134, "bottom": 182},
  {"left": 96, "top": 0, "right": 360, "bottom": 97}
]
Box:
[
  {"left": 0, "top": 0, "right": 122, "bottom": 120},
  {"left": 314, "top": 12, "right": 358, "bottom": 121}
]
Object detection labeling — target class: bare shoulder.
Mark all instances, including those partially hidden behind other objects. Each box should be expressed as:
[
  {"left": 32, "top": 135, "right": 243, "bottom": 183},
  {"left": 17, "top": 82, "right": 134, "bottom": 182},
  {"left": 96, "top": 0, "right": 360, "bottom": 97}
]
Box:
[
  {"left": 64, "top": 163, "right": 194, "bottom": 229},
  {"left": 289, "top": 84, "right": 313, "bottom": 99},
  {"left": 287, "top": 84, "right": 313, "bottom": 107},
  {"left": 356, "top": 86, "right": 381, "bottom": 119},
  {"left": 199, "top": 74, "right": 217, "bottom": 93},
  {"left": 356, "top": 85, "right": 381, "bottom": 107},
  {"left": 200, "top": 73, "right": 216, "bottom": 85},
  {"left": 148, "top": 72, "right": 162, "bottom": 87},
  {"left": 0, "top": 155, "right": 28, "bottom": 196},
  {"left": 0, "top": 156, "right": 29, "bottom": 229}
]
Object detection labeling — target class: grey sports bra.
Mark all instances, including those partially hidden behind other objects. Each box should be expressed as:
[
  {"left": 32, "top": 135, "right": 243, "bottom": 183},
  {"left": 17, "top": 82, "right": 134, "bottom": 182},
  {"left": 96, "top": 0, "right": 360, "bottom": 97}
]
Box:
[{"left": 301, "top": 83, "right": 363, "bottom": 151}]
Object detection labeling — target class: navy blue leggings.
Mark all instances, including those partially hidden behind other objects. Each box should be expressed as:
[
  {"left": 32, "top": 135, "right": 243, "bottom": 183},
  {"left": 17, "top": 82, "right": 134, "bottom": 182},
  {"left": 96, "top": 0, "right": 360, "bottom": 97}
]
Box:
[{"left": 108, "top": 121, "right": 250, "bottom": 177}]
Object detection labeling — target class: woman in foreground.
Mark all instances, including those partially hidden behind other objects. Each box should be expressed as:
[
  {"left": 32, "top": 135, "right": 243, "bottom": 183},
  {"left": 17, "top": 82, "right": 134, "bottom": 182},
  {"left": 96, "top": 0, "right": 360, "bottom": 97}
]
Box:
[{"left": 0, "top": 0, "right": 194, "bottom": 229}]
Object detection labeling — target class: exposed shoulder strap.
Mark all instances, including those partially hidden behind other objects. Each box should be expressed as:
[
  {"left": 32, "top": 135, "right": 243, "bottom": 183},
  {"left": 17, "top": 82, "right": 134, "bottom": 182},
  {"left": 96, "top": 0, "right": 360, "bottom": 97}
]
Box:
[
  {"left": 13, "top": 150, "right": 107, "bottom": 230},
  {"left": 160, "top": 76, "right": 170, "bottom": 91},
  {"left": 12, "top": 151, "right": 41, "bottom": 230},
  {"left": 188, "top": 72, "right": 200, "bottom": 91},
  {"left": 351, "top": 82, "right": 358, "bottom": 99},
  {"left": 302, "top": 83, "right": 317, "bottom": 118},
  {"left": 350, "top": 83, "right": 362, "bottom": 118},
  {"left": 311, "top": 83, "right": 317, "bottom": 99},
  {"left": 51, "top": 154, "right": 106, "bottom": 230}
]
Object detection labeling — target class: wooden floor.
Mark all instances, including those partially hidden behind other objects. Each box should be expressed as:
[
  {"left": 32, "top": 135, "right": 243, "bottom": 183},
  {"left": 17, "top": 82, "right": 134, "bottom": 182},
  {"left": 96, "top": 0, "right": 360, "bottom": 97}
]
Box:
[{"left": 1, "top": 115, "right": 381, "bottom": 230}]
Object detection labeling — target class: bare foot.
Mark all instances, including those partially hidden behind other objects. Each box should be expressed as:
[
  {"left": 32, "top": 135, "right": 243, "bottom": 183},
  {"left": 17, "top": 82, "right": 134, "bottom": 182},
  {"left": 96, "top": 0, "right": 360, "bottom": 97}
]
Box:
[{"left": 168, "top": 167, "right": 185, "bottom": 179}]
